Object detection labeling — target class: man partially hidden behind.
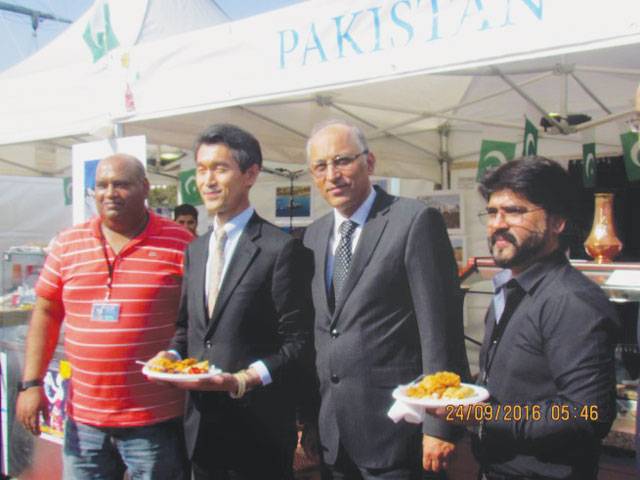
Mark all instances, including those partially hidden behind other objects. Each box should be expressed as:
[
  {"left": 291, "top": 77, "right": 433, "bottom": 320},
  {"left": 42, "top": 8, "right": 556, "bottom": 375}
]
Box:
[
  {"left": 151, "top": 124, "right": 312, "bottom": 479},
  {"left": 174, "top": 203, "right": 199, "bottom": 236},
  {"left": 304, "top": 119, "right": 470, "bottom": 479},
  {"left": 432, "top": 157, "right": 619, "bottom": 480},
  {"left": 16, "top": 154, "right": 192, "bottom": 479}
]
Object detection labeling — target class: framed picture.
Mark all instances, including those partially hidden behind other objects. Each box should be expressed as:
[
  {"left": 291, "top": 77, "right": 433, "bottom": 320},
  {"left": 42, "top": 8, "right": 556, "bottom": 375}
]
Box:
[
  {"left": 417, "top": 190, "right": 464, "bottom": 233},
  {"left": 275, "top": 185, "right": 311, "bottom": 218},
  {"left": 449, "top": 235, "right": 466, "bottom": 265}
]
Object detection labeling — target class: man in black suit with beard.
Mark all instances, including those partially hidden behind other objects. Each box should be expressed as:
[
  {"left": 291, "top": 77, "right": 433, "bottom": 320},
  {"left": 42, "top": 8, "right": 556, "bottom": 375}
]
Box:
[{"left": 151, "top": 123, "right": 312, "bottom": 480}]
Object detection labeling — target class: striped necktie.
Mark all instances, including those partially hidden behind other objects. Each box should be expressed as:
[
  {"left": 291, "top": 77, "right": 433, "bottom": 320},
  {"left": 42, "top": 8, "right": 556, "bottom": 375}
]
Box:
[{"left": 332, "top": 220, "right": 357, "bottom": 302}]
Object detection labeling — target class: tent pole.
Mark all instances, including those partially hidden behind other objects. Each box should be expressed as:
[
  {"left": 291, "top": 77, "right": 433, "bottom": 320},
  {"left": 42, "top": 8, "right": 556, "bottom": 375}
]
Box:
[
  {"left": 574, "top": 109, "right": 635, "bottom": 131},
  {"left": 575, "top": 65, "right": 640, "bottom": 76},
  {"left": 438, "top": 124, "right": 451, "bottom": 190},
  {"left": 0, "top": 156, "right": 50, "bottom": 176},
  {"left": 340, "top": 72, "right": 553, "bottom": 137},
  {"left": 493, "top": 67, "right": 570, "bottom": 134},
  {"left": 561, "top": 68, "right": 569, "bottom": 117},
  {"left": 329, "top": 101, "right": 440, "bottom": 159},
  {"left": 240, "top": 107, "right": 307, "bottom": 139},
  {"left": 570, "top": 73, "right": 612, "bottom": 114}
]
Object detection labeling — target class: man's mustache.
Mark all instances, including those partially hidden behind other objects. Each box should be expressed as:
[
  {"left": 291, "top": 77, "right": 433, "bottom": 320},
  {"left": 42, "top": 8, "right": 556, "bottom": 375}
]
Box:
[{"left": 491, "top": 230, "right": 517, "bottom": 247}]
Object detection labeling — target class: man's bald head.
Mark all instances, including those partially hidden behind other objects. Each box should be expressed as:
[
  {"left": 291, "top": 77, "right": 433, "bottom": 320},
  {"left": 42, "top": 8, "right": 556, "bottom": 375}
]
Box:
[
  {"left": 98, "top": 153, "right": 147, "bottom": 184},
  {"left": 94, "top": 153, "right": 149, "bottom": 233}
]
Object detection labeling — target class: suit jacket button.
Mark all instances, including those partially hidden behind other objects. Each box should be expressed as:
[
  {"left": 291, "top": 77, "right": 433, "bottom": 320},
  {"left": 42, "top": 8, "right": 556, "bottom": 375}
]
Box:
[
  {"left": 330, "top": 329, "right": 339, "bottom": 338},
  {"left": 330, "top": 374, "right": 339, "bottom": 384},
  {"left": 205, "top": 341, "right": 212, "bottom": 349}
]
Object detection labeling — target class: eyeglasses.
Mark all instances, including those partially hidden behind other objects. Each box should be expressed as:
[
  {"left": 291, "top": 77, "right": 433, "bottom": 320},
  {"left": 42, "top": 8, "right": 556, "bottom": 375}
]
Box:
[
  {"left": 309, "top": 150, "right": 368, "bottom": 178},
  {"left": 478, "top": 206, "right": 544, "bottom": 225}
]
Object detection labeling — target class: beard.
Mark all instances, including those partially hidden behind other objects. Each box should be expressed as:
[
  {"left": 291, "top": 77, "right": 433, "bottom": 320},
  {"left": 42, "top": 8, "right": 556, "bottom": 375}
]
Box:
[{"left": 489, "top": 227, "right": 549, "bottom": 270}]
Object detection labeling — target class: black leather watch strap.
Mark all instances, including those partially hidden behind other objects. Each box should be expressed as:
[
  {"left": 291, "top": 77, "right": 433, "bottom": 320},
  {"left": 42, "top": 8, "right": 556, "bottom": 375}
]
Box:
[{"left": 17, "top": 379, "right": 43, "bottom": 392}]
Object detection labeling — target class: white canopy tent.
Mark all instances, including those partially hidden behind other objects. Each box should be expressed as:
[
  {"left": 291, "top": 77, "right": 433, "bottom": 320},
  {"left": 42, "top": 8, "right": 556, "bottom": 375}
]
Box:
[{"left": 1, "top": 0, "right": 639, "bottom": 183}]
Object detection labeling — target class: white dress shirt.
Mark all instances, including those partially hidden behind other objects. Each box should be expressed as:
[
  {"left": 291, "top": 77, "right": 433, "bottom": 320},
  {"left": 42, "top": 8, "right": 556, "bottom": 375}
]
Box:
[
  {"left": 177, "top": 206, "right": 272, "bottom": 385},
  {"left": 205, "top": 206, "right": 255, "bottom": 301},
  {"left": 325, "top": 188, "right": 377, "bottom": 290}
]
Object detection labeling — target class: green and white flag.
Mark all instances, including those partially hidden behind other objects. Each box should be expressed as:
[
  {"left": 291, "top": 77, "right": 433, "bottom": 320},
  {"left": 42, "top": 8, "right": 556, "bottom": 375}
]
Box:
[
  {"left": 477, "top": 140, "right": 516, "bottom": 181},
  {"left": 63, "top": 177, "right": 73, "bottom": 206},
  {"left": 522, "top": 117, "right": 538, "bottom": 156},
  {"left": 582, "top": 143, "right": 596, "bottom": 188},
  {"left": 83, "top": 1, "right": 119, "bottom": 63},
  {"left": 179, "top": 169, "right": 202, "bottom": 206},
  {"left": 620, "top": 131, "right": 640, "bottom": 181}
]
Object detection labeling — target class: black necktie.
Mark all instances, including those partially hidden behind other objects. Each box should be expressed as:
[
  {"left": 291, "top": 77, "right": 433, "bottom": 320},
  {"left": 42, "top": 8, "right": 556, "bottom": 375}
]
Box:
[{"left": 332, "top": 220, "right": 357, "bottom": 303}]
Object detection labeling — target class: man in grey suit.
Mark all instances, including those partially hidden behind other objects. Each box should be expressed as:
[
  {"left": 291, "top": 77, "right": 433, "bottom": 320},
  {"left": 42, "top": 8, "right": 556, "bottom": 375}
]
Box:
[
  {"left": 303, "top": 119, "right": 470, "bottom": 479},
  {"left": 151, "top": 124, "right": 312, "bottom": 479}
]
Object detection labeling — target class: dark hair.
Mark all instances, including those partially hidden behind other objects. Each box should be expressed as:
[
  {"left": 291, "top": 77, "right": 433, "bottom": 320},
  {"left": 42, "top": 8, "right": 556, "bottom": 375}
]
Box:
[
  {"left": 194, "top": 123, "right": 262, "bottom": 172},
  {"left": 478, "top": 156, "right": 578, "bottom": 245},
  {"left": 174, "top": 203, "right": 198, "bottom": 220}
]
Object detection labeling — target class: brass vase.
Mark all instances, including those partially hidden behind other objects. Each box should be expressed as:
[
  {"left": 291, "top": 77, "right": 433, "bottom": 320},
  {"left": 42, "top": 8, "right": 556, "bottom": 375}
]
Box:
[{"left": 584, "top": 193, "right": 623, "bottom": 263}]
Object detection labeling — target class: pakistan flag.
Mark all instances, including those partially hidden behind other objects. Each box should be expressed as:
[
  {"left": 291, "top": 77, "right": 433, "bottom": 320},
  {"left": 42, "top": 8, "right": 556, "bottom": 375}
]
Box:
[
  {"left": 620, "top": 132, "right": 640, "bottom": 181},
  {"left": 522, "top": 117, "right": 538, "bottom": 156},
  {"left": 582, "top": 143, "right": 596, "bottom": 188},
  {"left": 476, "top": 140, "right": 516, "bottom": 182},
  {"left": 179, "top": 169, "right": 203, "bottom": 206}
]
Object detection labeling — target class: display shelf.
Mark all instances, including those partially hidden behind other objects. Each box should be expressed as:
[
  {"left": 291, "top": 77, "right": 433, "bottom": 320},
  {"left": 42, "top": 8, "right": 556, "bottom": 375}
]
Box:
[{"left": 461, "top": 256, "right": 640, "bottom": 302}]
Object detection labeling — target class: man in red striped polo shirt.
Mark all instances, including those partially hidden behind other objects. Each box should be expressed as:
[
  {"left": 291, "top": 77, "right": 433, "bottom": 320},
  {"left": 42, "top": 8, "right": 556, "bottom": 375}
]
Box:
[{"left": 16, "top": 153, "right": 192, "bottom": 480}]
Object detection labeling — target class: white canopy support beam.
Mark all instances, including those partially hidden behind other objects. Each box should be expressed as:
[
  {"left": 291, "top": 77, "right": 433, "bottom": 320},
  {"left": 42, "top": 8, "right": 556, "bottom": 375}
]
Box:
[
  {"left": 450, "top": 72, "right": 553, "bottom": 112},
  {"left": 335, "top": 100, "right": 525, "bottom": 137},
  {"left": 570, "top": 73, "right": 612, "bottom": 115},
  {"left": 574, "top": 109, "right": 635, "bottom": 132},
  {"left": 0, "top": 156, "right": 51, "bottom": 176},
  {"left": 345, "top": 72, "right": 553, "bottom": 138},
  {"left": 575, "top": 65, "right": 640, "bottom": 76},
  {"left": 239, "top": 106, "right": 308, "bottom": 139},
  {"left": 328, "top": 101, "right": 440, "bottom": 159},
  {"left": 252, "top": 98, "right": 316, "bottom": 108},
  {"left": 371, "top": 126, "right": 440, "bottom": 141},
  {"left": 493, "top": 67, "right": 570, "bottom": 134}
]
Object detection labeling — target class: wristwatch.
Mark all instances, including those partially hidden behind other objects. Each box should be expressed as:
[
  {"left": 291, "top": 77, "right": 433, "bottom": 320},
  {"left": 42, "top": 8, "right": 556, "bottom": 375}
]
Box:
[{"left": 17, "top": 379, "right": 43, "bottom": 392}]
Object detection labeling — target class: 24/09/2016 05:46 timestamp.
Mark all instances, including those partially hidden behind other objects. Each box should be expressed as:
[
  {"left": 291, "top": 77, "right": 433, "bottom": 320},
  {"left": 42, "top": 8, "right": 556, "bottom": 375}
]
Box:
[{"left": 445, "top": 403, "right": 599, "bottom": 422}]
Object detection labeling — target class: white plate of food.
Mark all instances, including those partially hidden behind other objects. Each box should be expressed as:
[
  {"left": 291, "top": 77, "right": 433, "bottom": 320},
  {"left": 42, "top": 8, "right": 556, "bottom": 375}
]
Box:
[
  {"left": 392, "top": 371, "right": 489, "bottom": 408},
  {"left": 142, "top": 358, "right": 222, "bottom": 383}
]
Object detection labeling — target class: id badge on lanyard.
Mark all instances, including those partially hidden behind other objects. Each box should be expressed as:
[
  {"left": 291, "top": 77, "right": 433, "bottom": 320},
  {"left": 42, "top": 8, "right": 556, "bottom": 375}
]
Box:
[
  {"left": 91, "top": 301, "right": 121, "bottom": 322},
  {"left": 91, "top": 238, "right": 121, "bottom": 322}
]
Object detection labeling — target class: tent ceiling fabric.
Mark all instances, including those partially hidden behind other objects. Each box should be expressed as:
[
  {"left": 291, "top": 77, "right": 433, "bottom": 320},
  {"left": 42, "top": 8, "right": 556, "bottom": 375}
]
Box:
[
  {"left": 125, "top": 42, "right": 640, "bottom": 181},
  {"left": 1, "top": 0, "right": 640, "bottom": 182}
]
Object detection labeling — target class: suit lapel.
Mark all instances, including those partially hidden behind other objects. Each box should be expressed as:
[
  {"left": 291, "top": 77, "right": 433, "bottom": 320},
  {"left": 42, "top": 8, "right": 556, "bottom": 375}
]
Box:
[
  {"left": 331, "top": 190, "right": 391, "bottom": 325},
  {"left": 205, "top": 214, "right": 261, "bottom": 339},
  {"left": 194, "top": 232, "right": 212, "bottom": 329},
  {"left": 315, "top": 214, "right": 333, "bottom": 316}
]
